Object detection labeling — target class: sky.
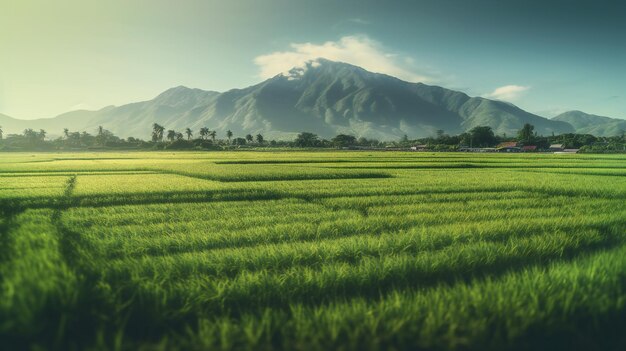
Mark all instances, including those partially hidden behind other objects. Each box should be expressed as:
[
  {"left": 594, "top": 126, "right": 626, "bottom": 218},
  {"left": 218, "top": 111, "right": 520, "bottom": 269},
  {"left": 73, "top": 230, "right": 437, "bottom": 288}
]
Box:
[{"left": 1, "top": 0, "right": 625, "bottom": 120}]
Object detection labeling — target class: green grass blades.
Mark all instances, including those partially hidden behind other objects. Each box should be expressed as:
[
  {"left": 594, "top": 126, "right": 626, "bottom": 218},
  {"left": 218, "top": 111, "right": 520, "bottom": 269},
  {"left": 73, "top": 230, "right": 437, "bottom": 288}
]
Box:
[{"left": 0, "top": 151, "right": 625, "bottom": 350}]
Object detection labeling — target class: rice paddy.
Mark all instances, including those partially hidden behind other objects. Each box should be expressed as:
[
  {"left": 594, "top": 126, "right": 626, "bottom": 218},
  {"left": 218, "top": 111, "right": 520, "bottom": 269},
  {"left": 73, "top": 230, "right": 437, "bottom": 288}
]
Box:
[{"left": 1, "top": 151, "right": 625, "bottom": 350}]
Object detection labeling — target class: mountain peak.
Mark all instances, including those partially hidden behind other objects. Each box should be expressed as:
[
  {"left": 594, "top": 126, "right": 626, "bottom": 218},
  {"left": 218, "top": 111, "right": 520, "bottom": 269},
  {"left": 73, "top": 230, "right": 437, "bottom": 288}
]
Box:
[
  {"left": 153, "top": 85, "right": 219, "bottom": 107},
  {"left": 157, "top": 85, "right": 204, "bottom": 97},
  {"left": 277, "top": 58, "right": 371, "bottom": 81}
]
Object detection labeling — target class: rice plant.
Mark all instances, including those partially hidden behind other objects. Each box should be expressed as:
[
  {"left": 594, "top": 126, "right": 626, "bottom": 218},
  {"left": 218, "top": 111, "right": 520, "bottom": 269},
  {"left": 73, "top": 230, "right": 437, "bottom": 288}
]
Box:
[{"left": 1, "top": 151, "right": 625, "bottom": 350}]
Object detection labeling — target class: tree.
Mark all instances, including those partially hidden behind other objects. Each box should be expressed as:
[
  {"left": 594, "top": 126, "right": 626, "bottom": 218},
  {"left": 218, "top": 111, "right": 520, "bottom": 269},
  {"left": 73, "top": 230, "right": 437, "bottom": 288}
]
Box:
[
  {"left": 152, "top": 123, "right": 165, "bottom": 142},
  {"left": 255, "top": 134, "right": 264, "bottom": 144},
  {"left": 232, "top": 137, "right": 247, "bottom": 145},
  {"left": 167, "top": 130, "right": 176, "bottom": 142},
  {"left": 209, "top": 130, "right": 217, "bottom": 142},
  {"left": 331, "top": 134, "right": 357, "bottom": 147},
  {"left": 357, "top": 137, "right": 380, "bottom": 147},
  {"left": 226, "top": 130, "right": 233, "bottom": 142},
  {"left": 23, "top": 128, "right": 36, "bottom": 140},
  {"left": 176, "top": 132, "right": 184, "bottom": 141},
  {"left": 199, "top": 127, "right": 209, "bottom": 140},
  {"left": 469, "top": 126, "right": 497, "bottom": 147},
  {"left": 245, "top": 134, "right": 253, "bottom": 143},
  {"left": 436, "top": 129, "right": 445, "bottom": 140},
  {"left": 294, "top": 132, "right": 319, "bottom": 147},
  {"left": 96, "top": 126, "right": 106, "bottom": 145},
  {"left": 38, "top": 129, "right": 47, "bottom": 141},
  {"left": 517, "top": 123, "right": 535, "bottom": 144},
  {"left": 185, "top": 128, "right": 193, "bottom": 140},
  {"left": 69, "top": 132, "right": 81, "bottom": 144}
]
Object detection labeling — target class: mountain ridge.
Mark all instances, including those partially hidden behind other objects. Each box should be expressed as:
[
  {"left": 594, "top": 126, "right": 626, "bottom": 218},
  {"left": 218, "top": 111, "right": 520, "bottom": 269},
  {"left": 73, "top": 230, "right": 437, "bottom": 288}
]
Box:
[
  {"left": 552, "top": 110, "right": 626, "bottom": 136},
  {"left": 5, "top": 59, "right": 621, "bottom": 139}
]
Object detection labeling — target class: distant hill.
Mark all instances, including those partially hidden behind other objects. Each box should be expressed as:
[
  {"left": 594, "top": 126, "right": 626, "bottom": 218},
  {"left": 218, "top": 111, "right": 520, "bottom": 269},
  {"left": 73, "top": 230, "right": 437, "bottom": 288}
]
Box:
[
  {"left": 2, "top": 59, "right": 578, "bottom": 140},
  {"left": 552, "top": 110, "right": 626, "bottom": 137},
  {"left": 0, "top": 112, "right": 92, "bottom": 137}
]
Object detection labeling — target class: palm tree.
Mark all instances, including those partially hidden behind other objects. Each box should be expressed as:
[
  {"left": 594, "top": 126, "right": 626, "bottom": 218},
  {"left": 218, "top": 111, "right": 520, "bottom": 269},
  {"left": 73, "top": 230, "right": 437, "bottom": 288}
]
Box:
[
  {"left": 256, "top": 134, "right": 264, "bottom": 144},
  {"left": 209, "top": 130, "right": 217, "bottom": 142},
  {"left": 167, "top": 129, "right": 176, "bottom": 142},
  {"left": 23, "top": 129, "right": 38, "bottom": 144},
  {"left": 176, "top": 132, "right": 184, "bottom": 141},
  {"left": 63, "top": 128, "right": 70, "bottom": 139},
  {"left": 517, "top": 123, "right": 535, "bottom": 143},
  {"left": 226, "top": 130, "right": 233, "bottom": 143},
  {"left": 185, "top": 128, "right": 193, "bottom": 140},
  {"left": 199, "top": 127, "right": 209, "bottom": 140},
  {"left": 38, "top": 129, "right": 47, "bottom": 141},
  {"left": 245, "top": 134, "right": 253, "bottom": 143},
  {"left": 96, "top": 125, "right": 106, "bottom": 145},
  {"left": 152, "top": 123, "right": 165, "bottom": 142}
]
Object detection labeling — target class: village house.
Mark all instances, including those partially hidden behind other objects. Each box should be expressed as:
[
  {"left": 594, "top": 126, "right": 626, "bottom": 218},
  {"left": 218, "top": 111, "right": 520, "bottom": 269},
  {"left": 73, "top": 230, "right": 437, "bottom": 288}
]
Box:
[
  {"left": 549, "top": 144, "right": 564, "bottom": 151},
  {"left": 459, "top": 147, "right": 496, "bottom": 152},
  {"left": 496, "top": 141, "right": 521, "bottom": 152},
  {"left": 555, "top": 148, "right": 580, "bottom": 154},
  {"left": 410, "top": 144, "right": 428, "bottom": 151},
  {"left": 521, "top": 145, "right": 537, "bottom": 152}
]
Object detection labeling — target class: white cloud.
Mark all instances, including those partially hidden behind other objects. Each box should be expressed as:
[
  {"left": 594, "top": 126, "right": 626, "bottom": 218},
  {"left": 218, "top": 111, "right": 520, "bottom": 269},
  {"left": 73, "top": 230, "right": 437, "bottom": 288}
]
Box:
[
  {"left": 253, "top": 35, "right": 433, "bottom": 83},
  {"left": 484, "top": 85, "right": 530, "bottom": 101}
]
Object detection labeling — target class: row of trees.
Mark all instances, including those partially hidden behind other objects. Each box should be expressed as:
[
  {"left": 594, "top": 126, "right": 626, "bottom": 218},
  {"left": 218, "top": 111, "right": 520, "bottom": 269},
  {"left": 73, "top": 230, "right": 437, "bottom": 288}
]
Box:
[
  {"left": 0, "top": 125, "right": 141, "bottom": 150},
  {"left": 401, "top": 124, "right": 625, "bottom": 152},
  {"left": 1, "top": 123, "right": 624, "bottom": 152},
  {"left": 151, "top": 124, "right": 264, "bottom": 145},
  {"left": 291, "top": 124, "right": 625, "bottom": 152}
]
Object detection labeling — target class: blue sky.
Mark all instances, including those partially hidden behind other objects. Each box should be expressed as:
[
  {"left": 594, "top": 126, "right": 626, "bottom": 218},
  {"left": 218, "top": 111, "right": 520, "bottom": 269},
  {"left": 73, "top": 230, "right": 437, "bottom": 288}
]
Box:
[{"left": 1, "top": 0, "right": 624, "bottom": 119}]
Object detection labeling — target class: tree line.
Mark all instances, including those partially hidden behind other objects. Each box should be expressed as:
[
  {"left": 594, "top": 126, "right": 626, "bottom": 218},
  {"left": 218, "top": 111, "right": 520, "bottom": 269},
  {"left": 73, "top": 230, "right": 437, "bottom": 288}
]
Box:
[{"left": 0, "top": 123, "right": 624, "bottom": 153}]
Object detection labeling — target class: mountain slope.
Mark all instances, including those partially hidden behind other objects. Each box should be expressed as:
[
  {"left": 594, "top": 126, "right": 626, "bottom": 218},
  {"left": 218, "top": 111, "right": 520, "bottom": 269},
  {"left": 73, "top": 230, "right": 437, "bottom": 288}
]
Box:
[
  {"left": 0, "top": 112, "right": 93, "bottom": 136},
  {"left": 552, "top": 110, "right": 626, "bottom": 136},
  {"left": 2, "top": 59, "right": 575, "bottom": 139}
]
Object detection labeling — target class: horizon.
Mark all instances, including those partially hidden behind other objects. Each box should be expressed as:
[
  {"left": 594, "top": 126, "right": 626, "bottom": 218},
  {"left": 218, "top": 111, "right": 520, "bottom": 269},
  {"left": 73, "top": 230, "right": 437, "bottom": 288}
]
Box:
[{"left": 1, "top": 0, "right": 625, "bottom": 121}]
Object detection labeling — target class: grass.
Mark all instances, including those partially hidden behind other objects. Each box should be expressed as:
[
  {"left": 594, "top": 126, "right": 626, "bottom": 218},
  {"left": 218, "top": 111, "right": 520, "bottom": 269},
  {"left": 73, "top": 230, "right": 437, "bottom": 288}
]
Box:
[{"left": 0, "top": 151, "right": 625, "bottom": 350}]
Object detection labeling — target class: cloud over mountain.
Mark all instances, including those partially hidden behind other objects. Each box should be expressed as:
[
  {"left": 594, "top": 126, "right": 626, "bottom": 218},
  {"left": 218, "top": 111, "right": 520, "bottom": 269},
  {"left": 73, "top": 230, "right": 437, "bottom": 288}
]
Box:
[
  {"left": 484, "top": 85, "right": 530, "bottom": 101},
  {"left": 254, "top": 35, "right": 432, "bottom": 83}
]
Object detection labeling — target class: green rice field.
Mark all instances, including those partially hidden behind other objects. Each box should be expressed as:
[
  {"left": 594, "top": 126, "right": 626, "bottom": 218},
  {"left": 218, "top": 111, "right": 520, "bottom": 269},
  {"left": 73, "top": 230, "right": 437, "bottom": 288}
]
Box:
[{"left": 1, "top": 151, "right": 626, "bottom": 350}]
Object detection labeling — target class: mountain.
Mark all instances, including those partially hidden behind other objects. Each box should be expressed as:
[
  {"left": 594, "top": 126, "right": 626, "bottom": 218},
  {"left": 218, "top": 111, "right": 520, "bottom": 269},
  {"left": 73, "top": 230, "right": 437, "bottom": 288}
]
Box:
[
  {"left": 0, "top": 112, "right": 92, "bottom": 136},
  {"left": 2, "top": 59, "right": 575, "bottom": 140},
  {"left": 552, "top": 111, "right": 626, "bottom": 137}
]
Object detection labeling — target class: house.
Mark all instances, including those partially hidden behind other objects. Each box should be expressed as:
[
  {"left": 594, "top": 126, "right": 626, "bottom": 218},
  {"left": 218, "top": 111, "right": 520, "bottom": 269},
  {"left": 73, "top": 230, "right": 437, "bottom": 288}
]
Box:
[
  {"left": 554, "top": 149, "right": 580, "bottom": 154},
  {"left": 459, "top": 147, "right": 480, "bottom": 152},
  {"left": 410, "top": 144, "right": 428, "bottom": 151},
  {"left": 459, "top": 147, "right": 496, "bottom": 152},
  {"left": 496, "top": 141, "right": 521, "bottom": 152},
  {"left": 497, "top": 141, "right": 519, "bottom": 148},
  {"left": 521, "top": 145, "right": 537, "bottom": 152},
  {"left": 549, "top": 144, "right": 564, "bottom": 151},
  {"left": 497, "top": 146, "right": 521, "bottom": 152}
]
